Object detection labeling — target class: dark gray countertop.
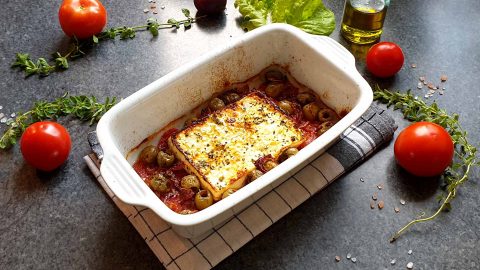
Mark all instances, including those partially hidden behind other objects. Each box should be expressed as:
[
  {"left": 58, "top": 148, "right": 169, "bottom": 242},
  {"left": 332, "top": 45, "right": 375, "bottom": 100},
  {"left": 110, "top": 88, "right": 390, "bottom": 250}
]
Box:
[{"left": 1, "top": 0, "right": 479, "bottom": 269}]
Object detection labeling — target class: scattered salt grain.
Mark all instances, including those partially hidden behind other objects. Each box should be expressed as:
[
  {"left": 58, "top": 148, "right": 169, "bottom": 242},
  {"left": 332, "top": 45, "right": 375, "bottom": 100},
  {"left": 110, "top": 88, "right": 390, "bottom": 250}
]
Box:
[
  {"left": 442, "top": 87, "right": 446, "bottom": 90},
  {"left": 441, "top": 75, "right": 448, "bottom": 82},
  {"left": 417, "top": 82, "right": 423, "bottom": 89},
  {"left": 360, "top": 178, "right": 364, "bottom": 182},
  {"left": 400, "top": 199, "right": 406, "bottom": 205},
  {"left": 143, "top": 9, "right": 149, "bottom": 13},
  {"left": 411, "top": 64, "right": 416, "bottom": 68},
  {"left": 377, "top": 184, "right": 383, "bottom": 190},
  {"left": 161, "top": 5, "right": 165, "bottom": 9},
  {"left": 0, "top": 118, "right": 6, "bottom": 123},
  {"left": 370, "top": 201, "right": 376, "bottom": 209},
  {"left": 10, "top": 113, "right": 15, "bottom": 117},
  {"left": 372, "top": 193, "right": 378, "bottom": 201},
  {"left": 378, "top": 201, "right": 384, "bottom": 209},
  {"left": 407, "top": 262, "right": 414, "bottom": 269},
  {"left": 408, "top": 249, "right": 413, "bottom": 255},
  {"left": 0, "top": 105, "right": 3, "bottom": 109},
  {"left": 0, "top": 113, "right": 4, "bottom": 119},
  {"left": 427, "top": 83, "right": 435, "bottom": 89},
  {"left": 394, "top": 207, "right": 400, "bottom": 213},
  {"left": 391, "top": 259, "right": 396, "bottom": 265},
  {"left": 419, "top": 76, "right": 425, "bottom": 82},
  {"left": 347, "top": 253, "right": 351, "bottom": 259},
  {"left": 351, "top": 258, "right": 357, "bottom": 263},
  {"left": 335, "top": 256, "right": 341, "bottom": 262},
  {"left": 153, "top": 10, "right": 158, "bottom": 14}
]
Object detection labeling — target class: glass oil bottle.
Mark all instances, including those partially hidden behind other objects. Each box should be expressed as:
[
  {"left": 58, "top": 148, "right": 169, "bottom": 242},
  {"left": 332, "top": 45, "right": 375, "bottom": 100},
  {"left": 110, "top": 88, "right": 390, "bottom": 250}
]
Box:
[{"left": 341, "top": 0, "right": 388, "bottom": 44}]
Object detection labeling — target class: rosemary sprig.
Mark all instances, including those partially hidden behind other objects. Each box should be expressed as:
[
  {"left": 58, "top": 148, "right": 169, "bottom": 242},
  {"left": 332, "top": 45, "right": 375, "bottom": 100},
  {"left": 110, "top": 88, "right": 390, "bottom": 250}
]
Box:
[
  {"left": 0, "top": 94, "right": 117, "bottom": 149},
  {"left": 11, "top": 9, "right": 197, "bottom": 77},
  {"left": 373, "top": 86, "right": 479, "bottom": 242}
]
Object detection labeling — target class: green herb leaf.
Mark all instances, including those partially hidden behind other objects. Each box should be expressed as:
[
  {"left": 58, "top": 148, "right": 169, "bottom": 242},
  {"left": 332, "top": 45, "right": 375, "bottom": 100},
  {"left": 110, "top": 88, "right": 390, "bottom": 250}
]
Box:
[
  {"left": 147, "top": 18, "right": 160, "bottom": 36},
  {"left": 54, "top": 52, "right": 69, "bottom": 69},
  {"left": 12, "top": 53, "right": 31, "bottom": 68},
  {"left": 0, "top": 94, "right": 117, "bottom": 149},
  {"left": 167, "top": 18, "right": 180, "bottom": 28},
  {"left": 12, "top": 9, "right": 202, "bottom": 78},
  {"left": 119, "top": 27, "right": 136, "bottom": 39},
  {"left": 182, "top": 8, "right": 191, "bottom": 18}
]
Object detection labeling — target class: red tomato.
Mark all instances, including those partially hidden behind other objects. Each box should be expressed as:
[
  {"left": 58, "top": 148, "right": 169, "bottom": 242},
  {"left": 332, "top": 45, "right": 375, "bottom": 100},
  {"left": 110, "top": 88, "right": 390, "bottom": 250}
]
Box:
[
  {"left": 394, "top": 122, "right": 454, "bottom": 177},
  {"left": 20, "top": 122, "right": 72, "bottom": 171},
  {"left": 366, "top": 42, "right": 404, "bottom": 78},
  {"left": 58, "top": 0, "right": 107, "bottom": 39},
  {"left": 194, "top": 0, "right": 227, "bottom": 15}
]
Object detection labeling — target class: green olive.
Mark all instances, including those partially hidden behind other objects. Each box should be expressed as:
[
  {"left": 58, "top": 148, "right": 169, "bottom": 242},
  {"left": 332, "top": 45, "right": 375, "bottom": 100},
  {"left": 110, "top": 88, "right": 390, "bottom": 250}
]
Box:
[
  {"left": 139, "top": 145, "right": 159, "bottom": 164},
  {"left": 157, "top": 151, "right": 175, "bottom": 167},
  {"left": 278, "top": 100, "right": 294, "bottom": 115},
  {"left": 317, "top": 108, "right": 337, "bottom": 123},
  {"left": 184, "top": 117, "right": 198, "bottom": 127},
  {"left": 303, "top": 102, "right": 320, "bottom": 121},
  {"left": 264, "top": 70, "right": 286, "bottom": 82},
  {"left": 264, "top": 160, "right": 278, "bottom": 171},
  {"left": 265, "top": 83, "right": 285, "bottom": 98},
  {"left": 249, "top": 169, "right": 264, "bottom": 181},
  {"left": 181, "top": 175, "right": 200, "bottom": 190},
  {"left": 222, "top": 188, "right": 236, "bottom": 200},
  {"left": 209, "top": 97, "right": 225, "bottom": 111},
  {"left": 150, "top": 174, "right": 170, "bottom": 193},
  {"left": 195, "top": 190, "right": 214, "bottom": 210},
  {"left": 296, "top": 92, "right": 316, "bottom": 105},
  {"left": 285, "top": 147, "right": 299, "bottom": 158},
  {"left": 317, "top": 121, "right": 335, "bottom": 136},
  {"left": 222, "top": 92, "right": 241, "bottom": 104},
  {"left": 279, "top": 147, "right": 299, "bottom": 162}
]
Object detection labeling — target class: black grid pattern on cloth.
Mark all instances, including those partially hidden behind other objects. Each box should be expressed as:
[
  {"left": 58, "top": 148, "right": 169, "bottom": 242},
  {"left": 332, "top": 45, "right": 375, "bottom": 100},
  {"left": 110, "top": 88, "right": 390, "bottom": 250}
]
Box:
[{"left": 84, "top": 104, "right": 396, "bottom": 270}]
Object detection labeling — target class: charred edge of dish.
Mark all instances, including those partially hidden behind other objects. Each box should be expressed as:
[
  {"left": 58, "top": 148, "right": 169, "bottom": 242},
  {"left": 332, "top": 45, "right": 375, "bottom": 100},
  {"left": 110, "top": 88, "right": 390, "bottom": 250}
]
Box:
[
  {"left": 339, "top": 108, "right": 351, "bottom": 118},
  {"left": 169, "top": 135, "right": 216, "bottom": 194}
]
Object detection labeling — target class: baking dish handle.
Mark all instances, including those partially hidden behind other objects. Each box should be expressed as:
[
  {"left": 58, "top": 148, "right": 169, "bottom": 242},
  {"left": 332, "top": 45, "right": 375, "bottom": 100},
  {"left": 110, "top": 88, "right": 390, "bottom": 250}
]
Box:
[
  {"left": 100, "top": 154, "right": 153, "bottom": 206},
  {"left": 310, "top": 35, "right": 356, "bottom": 69}
]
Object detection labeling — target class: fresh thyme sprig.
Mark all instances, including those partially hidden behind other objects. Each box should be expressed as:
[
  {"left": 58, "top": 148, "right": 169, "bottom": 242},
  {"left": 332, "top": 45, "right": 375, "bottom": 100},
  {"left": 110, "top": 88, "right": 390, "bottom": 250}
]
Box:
[
  {"left": 11, "top": 9, "right": 197, "bottom": 77},
  {"left": 0, "top": 94, "right": 117, "bottom": 149},
  {"left": 373, "top": 86, "right": 479, "bottom": 242}
]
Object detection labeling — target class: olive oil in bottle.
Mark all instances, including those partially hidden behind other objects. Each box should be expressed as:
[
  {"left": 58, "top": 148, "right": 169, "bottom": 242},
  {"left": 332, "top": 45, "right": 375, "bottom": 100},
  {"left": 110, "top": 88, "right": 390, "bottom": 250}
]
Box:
[{"left": 341, "top": 0, "right": 388, "bottom": 44}]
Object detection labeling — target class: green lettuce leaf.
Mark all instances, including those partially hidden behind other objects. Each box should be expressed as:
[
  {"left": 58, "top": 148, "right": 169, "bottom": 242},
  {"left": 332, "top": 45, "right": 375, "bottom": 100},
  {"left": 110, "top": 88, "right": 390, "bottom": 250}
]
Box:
[
  {"left": 235, "top": 0, "right": 335, "bottom": 35},
  {"left": 234, "top": 0, "right": 273, "bottom": 31}
]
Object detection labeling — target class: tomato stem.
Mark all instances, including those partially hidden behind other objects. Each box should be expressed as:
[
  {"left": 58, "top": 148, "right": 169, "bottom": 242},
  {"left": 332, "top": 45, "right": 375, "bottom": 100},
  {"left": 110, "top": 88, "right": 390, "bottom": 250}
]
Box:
[{"left": 389, "top": 190, "right": 454, "bottom": 243}]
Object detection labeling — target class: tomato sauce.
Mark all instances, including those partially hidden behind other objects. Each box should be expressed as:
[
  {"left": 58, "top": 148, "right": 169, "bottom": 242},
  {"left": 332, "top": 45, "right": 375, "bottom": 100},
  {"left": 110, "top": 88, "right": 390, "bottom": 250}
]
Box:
[{"left": 131, "top": 67, "right": 342, "bottom": 214}]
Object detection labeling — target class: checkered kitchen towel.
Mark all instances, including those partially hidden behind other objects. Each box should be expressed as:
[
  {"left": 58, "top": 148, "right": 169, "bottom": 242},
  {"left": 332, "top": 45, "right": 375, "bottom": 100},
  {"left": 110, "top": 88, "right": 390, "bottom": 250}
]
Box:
[{"left": 84, "top": 104, "right": 396, "bottom": 270}]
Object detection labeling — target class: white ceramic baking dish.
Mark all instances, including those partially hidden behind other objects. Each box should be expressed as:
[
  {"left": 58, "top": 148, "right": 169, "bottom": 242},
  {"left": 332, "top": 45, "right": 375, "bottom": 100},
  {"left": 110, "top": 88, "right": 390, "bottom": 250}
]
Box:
[{"left": 96, "top": 23, "right": 372, "bottom": 238}]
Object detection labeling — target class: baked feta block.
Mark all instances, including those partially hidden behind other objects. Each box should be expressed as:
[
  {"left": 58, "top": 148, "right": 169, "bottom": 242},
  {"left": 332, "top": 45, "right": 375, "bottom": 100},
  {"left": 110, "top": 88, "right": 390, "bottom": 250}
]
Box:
[{"left": 169, "top": 92, "right": 304, "bottom": 200}]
